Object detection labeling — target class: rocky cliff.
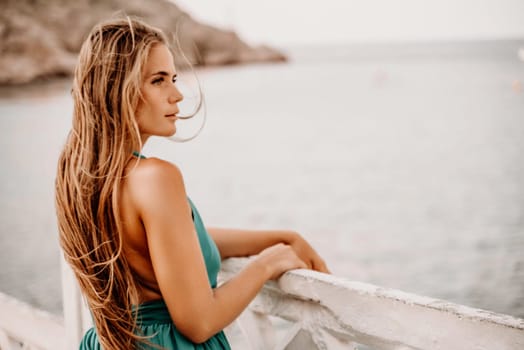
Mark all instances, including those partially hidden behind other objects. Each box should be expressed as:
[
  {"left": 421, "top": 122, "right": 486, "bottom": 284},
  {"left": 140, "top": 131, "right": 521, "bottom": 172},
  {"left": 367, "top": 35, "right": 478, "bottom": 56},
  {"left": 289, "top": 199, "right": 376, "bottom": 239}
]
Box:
[{"left": 0, "top": 0, "right": 286, "bottom": 84}]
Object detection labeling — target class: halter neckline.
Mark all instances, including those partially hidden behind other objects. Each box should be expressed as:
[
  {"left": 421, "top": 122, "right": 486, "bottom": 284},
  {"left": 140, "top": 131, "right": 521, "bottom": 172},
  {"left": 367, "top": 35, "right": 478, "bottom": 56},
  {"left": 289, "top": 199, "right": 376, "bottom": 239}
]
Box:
[{"left": 132, "top": 151, "right": 146, "bottom": 159}]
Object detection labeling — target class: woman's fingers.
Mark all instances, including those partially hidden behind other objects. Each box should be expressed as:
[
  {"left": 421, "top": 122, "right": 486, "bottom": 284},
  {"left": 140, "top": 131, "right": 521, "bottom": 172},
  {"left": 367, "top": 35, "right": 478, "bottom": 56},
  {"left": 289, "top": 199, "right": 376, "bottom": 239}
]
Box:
[
  {"left": 288, "top": 234, "right": 330, "bottom": 274},
  {"left": 257, "top": 243, "right": 308, "bottom": 280},
  {"left": 312, "top": 257, "right": 331, "bottom": 274}
]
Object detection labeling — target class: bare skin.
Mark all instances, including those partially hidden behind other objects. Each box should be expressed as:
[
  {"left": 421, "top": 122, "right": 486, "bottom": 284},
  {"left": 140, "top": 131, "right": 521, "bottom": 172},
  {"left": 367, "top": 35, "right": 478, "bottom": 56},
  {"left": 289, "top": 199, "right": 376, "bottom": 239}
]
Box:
[{"left": 119, "top": 43, "right": 329, "bottom": 343}]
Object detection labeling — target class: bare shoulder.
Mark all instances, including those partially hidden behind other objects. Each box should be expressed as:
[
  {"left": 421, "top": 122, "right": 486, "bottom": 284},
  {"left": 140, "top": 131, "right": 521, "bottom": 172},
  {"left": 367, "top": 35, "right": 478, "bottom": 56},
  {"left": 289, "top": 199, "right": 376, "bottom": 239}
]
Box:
[
  {"left": 124, "top": 157, "right": 187, "bottom": 208},
  {"left": 129, "top": 157, "right": 182, "bottom": 178},
  {"left": 127, "top": 157, "right": 183, "bottom": 185}
]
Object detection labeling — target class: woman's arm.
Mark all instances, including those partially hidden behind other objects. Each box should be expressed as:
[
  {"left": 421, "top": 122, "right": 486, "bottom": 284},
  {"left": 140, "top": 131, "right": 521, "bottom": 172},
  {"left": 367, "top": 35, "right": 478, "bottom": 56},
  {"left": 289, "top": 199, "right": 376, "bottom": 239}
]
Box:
[
  {"left": 129, "top": 158, "right": 308, "bottom": 343},
  {"left": 208, "top": 227, "right": 330, "bottom": 273},
  {"left": 207, "top": 227, "right": 296, "bottom": 258}
]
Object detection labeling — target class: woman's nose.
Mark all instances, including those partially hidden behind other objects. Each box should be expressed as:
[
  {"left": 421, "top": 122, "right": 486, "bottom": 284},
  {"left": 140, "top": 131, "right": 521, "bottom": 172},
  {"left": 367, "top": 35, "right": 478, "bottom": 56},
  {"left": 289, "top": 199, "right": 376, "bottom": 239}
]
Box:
[{"left": 168, "top": 85, "right": 183, "bottom": 104}]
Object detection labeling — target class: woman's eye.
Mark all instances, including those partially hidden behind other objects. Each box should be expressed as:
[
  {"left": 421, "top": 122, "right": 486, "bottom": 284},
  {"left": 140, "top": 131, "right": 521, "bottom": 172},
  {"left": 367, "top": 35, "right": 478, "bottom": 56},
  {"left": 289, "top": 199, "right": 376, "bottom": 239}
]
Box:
[
  {"left": 171, "top": 77, "right": 177, "bottom": 84},
  {"left": 152, "top": 78, "right": 163, "bottom": 85}
]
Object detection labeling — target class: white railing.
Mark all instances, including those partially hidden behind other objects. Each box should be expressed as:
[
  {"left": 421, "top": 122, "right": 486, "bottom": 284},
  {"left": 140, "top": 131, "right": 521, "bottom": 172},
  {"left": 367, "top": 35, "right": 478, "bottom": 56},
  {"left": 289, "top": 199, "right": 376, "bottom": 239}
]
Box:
[
  {"left": 219, "top": 258, "right": 524, "bottom": 350},
  {"left": 0, "top": 291, "right": 64, "bottom": 350},
  {"left": 1, "top": 257, "right": 524, "bottom": 349}
]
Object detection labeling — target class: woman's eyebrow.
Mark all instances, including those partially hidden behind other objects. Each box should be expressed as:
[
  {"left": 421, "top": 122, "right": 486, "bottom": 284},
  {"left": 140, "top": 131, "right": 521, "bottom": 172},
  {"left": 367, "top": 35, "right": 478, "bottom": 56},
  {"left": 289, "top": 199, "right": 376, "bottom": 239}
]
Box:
[{"left": 150, "top": 71, "right": 177, "bottom": 78}]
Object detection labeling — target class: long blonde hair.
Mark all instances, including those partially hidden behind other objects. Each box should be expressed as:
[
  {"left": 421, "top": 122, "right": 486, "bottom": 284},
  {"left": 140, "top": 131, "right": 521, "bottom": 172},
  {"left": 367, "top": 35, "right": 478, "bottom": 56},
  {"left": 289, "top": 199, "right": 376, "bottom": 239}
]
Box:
[{"left": 55, "top": 17, "right": 168, "bottom": 349}]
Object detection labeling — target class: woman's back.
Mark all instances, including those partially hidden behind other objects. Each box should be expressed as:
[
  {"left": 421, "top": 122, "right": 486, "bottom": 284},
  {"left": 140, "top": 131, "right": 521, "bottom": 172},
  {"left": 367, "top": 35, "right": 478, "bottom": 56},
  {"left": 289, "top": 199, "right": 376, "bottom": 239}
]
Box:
[{"left": 119, "top": 157, "right": 164, "bottom": 302}]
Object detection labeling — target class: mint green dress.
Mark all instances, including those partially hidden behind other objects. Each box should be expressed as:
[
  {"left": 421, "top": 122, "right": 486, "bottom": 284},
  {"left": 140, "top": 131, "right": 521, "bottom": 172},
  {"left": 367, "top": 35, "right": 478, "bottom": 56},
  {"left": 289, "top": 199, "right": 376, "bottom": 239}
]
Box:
[{"left": 79, "top": 198, "right": 231, "bottom": 350}]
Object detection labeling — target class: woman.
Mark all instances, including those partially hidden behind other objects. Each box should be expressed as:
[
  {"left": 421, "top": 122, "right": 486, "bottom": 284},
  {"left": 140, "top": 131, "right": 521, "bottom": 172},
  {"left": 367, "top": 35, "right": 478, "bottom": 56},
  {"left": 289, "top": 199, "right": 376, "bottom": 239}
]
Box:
[{"left": 55, "top": 17, "right": 329, "bottom": 349}]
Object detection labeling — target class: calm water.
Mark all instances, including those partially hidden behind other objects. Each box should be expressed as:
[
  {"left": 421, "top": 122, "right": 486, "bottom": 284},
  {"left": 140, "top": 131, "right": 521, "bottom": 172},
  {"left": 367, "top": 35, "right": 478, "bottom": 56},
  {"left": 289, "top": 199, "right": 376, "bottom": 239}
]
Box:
[{"left": 1, "top": 42, "right": 523, "bottom": 318}]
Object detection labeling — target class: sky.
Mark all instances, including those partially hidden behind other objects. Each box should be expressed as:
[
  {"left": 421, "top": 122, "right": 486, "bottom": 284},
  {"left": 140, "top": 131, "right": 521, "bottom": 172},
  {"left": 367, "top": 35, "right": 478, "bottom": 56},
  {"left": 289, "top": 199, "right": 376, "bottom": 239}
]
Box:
[{"left": 174, "top": 0, "right": 524, "bottom": 46}]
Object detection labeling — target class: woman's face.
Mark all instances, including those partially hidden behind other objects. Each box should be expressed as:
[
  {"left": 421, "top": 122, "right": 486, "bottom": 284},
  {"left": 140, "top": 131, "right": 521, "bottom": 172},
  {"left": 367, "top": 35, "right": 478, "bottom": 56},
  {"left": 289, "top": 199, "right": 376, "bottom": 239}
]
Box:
[{"left": 136, "top": 43, "right": 183, "bottom": 142}]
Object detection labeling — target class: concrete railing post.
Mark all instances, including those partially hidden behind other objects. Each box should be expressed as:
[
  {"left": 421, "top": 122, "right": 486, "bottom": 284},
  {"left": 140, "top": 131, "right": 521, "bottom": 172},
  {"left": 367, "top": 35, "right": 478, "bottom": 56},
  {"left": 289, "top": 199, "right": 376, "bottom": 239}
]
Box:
[{"left": 60, "top": 255, "right": 92, "bottom": 349}]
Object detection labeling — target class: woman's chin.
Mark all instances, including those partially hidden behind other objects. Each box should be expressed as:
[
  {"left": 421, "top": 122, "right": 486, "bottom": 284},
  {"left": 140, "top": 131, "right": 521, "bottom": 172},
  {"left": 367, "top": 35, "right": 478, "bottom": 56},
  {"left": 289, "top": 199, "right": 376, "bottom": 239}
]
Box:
[{"left": 162, "top": 127, "right": 177, "bottom": 137}]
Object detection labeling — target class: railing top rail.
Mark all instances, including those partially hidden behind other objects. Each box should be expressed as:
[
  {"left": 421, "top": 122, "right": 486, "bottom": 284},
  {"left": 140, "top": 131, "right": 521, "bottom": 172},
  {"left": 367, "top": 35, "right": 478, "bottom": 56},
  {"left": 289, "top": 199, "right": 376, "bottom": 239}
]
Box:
[
  {"left": 290, "top": 268, "right": 523, "bottom": 330},
  {"left": 220, "top": 257, "right": 524, "bottom": 350},
  {"left": 0, "top": 291, "right": 65, "bottom": 349}
]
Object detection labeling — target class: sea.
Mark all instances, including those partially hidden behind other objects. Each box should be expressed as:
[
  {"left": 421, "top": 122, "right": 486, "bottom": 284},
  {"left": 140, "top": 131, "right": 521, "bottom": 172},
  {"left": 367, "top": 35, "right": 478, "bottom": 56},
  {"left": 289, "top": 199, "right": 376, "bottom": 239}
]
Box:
[{"left": 0, "top": 40, "right": 523, "bottom": 319}]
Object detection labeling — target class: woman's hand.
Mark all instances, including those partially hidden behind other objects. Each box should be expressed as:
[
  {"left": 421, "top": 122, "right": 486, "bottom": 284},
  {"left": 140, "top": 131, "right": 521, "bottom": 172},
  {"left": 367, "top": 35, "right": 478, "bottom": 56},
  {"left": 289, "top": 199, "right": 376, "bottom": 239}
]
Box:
[
  {"left": 286, "top": 232, "right": 331, "bottom": 274},
  {"left": 256, "top": 243, "right": 308, "bottom": 280}
]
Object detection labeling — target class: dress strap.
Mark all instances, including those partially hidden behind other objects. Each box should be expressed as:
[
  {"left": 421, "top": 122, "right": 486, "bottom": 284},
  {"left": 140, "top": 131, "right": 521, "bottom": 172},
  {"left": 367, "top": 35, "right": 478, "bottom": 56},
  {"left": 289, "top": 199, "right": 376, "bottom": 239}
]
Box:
[{"left": 132, "top": 151, "right": 146, "bottom": 159}]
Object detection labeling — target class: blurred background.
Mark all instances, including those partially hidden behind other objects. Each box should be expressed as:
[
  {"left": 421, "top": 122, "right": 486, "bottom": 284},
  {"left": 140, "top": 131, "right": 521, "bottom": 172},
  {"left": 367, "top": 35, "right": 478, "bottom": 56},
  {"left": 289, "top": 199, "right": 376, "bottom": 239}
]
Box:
[{"left": 0, "top": 0, "right": 523, "bottom": 320}]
